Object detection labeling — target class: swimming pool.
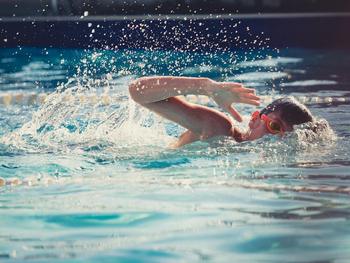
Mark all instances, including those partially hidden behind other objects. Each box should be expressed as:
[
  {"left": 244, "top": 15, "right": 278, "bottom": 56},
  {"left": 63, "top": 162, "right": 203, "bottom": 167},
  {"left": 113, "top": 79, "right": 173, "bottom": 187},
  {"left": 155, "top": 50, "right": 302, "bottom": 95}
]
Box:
[{"left": 0, "top": 46, "right": 350, "bottom": 262}]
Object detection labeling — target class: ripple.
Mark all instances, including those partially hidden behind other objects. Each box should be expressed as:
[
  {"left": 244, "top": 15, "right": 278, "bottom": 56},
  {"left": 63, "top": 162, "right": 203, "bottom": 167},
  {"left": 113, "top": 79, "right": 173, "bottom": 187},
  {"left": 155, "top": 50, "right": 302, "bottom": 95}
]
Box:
[
  {"left": 238, "top": 57, "right": 302, "bottom": 68},
  {"left": 133, "top": 157, "right": 191, "bottom": 169},
  {"left": 43, "top": 212, "right": 165, "bottom": 228},
  {"left": 281, "top": 80, "right": 338, "bottom": 87},
  {"left": 227, "top": 71, "right": 288, "bottom": 82},
  {"left": 224, "top": 181, "right": 350, "bottom": 195},
  {"left": 234, "top": 234, "right": 299, "bottom": 253}
]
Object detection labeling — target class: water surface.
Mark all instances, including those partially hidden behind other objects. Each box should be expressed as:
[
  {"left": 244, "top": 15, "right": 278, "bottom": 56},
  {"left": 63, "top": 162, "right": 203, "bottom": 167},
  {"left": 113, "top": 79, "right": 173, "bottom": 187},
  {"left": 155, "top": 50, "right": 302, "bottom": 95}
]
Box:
[{"left": 0, "top": 47, "right": 349, "bottom": 262}]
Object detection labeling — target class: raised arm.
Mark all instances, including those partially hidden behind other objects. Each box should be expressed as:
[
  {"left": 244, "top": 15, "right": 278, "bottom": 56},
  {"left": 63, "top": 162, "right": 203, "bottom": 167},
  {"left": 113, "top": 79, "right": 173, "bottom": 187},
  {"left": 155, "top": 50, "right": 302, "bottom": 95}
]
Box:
[
  {"left": 128, "top": 76, "right": 214, "bottom": 105},
  {"left": 129, "top": 76, "right": 260, "bottom": 145}
]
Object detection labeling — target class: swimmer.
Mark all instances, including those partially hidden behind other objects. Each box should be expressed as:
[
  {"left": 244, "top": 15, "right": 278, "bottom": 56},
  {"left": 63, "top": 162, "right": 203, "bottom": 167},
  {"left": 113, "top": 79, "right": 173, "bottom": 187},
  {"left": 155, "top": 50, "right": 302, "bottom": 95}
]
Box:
[{"left": 129, "top": 76, "right": 314, "bottom": 147}]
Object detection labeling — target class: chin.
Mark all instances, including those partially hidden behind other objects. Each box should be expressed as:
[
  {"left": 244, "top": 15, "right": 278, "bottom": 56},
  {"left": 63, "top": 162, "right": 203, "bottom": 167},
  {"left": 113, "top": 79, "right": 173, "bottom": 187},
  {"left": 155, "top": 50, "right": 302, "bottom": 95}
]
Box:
[
  {"left": 242, "top": 129, "right": 254, "bottom": 141},
  {"left": 248, "top": 121, "right": 254, "bottom": 129},
  {"left": 245, "top": 129, "right": 264, "bottom": 141}
]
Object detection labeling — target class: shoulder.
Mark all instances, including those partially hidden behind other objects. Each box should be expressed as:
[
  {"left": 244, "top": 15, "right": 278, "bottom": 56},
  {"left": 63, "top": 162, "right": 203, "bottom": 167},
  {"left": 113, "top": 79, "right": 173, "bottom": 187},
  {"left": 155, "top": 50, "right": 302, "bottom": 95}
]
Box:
[{"left": 194, "top": 105, "right": 234, "bottom": 139}]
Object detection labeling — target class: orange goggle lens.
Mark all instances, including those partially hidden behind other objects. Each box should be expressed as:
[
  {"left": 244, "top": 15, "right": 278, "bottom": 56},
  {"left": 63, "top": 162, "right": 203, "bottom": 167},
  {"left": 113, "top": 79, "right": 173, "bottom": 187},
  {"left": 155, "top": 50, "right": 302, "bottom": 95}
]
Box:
[
  {"left": 251, "top": 111, "right": 284, "bottom": 135},
  {"left": 261, "top": 114, "right": 283, "bottom": 134}
]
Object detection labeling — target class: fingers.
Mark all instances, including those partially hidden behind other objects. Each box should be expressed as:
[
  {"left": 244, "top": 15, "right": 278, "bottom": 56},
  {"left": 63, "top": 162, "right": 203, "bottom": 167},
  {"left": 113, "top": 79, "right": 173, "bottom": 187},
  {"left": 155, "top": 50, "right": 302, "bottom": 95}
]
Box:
[
  {"left": 227, "top": 106, "right": 243, "bottom": 122},
  {"left": 236, "top": 91, "right": 260, "bottom": 106},
  {"left": 223, "top": 82, "right": 256, "bottom": 93},
  {"left": 240, "top": 98, "right": 260, "bottom": 106},
  {"left": 218, "top": 81, "right": 260, "bottom": 113},
  {"left": 242, "top": 92, "right": 260, "bottom": 101},
  {"left": 239, "top": 87, "right": 256, "bottom": 94}
]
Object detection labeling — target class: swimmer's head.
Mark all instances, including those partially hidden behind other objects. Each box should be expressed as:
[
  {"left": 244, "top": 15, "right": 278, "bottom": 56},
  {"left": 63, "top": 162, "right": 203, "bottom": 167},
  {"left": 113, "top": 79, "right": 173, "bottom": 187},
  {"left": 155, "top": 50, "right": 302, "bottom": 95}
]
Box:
[{"left": 245, "top": 97, "right": 314, "bottom": 141}]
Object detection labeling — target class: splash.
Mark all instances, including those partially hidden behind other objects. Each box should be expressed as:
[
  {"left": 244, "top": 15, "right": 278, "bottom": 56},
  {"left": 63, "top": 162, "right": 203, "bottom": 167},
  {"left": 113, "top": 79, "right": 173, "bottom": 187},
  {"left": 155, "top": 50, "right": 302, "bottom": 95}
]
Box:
[
  {"left": 0, "top": 75, "right": 173, "bottom": 157},
  {"left": 293, "top": 118, "right": 336, "bottom": 145}
]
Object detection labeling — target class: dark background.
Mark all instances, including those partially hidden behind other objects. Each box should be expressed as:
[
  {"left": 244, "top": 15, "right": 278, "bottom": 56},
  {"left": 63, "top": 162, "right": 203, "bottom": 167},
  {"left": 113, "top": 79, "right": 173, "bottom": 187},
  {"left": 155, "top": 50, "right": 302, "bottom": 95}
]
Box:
[
  {"left": 1, "top": 1, "right": 349, "bottom": 50},
  {"left": 0, "top": 0, "right": 350, "bottom": 17}
]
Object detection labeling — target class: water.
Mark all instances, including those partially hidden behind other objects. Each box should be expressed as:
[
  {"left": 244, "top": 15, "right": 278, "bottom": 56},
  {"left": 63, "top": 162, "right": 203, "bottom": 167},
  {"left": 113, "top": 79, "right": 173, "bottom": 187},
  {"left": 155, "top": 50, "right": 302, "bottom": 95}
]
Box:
[{"left": 0, "top": 47, "right": 349, "bottom": 262}]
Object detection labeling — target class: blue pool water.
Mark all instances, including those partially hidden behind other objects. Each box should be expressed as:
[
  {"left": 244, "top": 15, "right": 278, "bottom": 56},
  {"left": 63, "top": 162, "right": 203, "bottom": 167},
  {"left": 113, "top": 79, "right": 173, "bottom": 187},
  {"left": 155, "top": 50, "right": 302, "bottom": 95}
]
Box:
[{"left": 0, "top": 46, "right": 350, "bottom": 262}]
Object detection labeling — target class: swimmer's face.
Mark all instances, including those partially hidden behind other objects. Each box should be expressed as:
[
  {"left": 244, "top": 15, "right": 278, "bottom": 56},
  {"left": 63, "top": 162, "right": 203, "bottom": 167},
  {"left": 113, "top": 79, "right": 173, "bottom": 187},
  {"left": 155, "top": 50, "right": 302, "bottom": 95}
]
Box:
[{"left": 246, "top": 111, "right": 293, "bottom": 141}]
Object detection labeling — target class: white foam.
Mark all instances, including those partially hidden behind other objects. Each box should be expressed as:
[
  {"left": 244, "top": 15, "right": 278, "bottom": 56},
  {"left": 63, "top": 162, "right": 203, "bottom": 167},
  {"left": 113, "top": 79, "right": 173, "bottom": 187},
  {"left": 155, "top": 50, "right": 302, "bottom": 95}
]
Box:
[
  {"left": 237, "top": 57, "right": 302, "bottom": 68},
  {"left": 227, "top": 71, "right": 288, "bottom": 81},
  {"left": 1, "top": 80, "right": 173, "bottom": 156},
  {"left": 281, "top": 80, "right": 337, "bottom": 87}
]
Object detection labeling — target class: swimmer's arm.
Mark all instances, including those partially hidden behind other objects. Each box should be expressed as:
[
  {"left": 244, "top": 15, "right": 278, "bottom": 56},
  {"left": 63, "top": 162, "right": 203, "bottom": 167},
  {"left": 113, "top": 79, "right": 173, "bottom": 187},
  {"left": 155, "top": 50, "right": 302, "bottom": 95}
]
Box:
[
  {"left": 128, "top": 76, "right": 259, "bottom": 138},
  {"left": 169, "top": 130, "right": 200, "bottom": 148},
  {"left": 129, "top": 76, "right": 259, "bottom": 121},
  {"left": 129, "top": 76, "right": 212, "bottom": 104}
]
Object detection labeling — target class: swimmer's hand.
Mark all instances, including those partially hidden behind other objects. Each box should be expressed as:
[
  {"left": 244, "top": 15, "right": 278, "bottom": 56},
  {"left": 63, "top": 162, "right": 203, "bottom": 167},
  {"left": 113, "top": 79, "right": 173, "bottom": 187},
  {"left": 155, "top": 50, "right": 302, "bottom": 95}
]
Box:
[{"left": 207, "top": 81, "right": 260, "bottom": 122}]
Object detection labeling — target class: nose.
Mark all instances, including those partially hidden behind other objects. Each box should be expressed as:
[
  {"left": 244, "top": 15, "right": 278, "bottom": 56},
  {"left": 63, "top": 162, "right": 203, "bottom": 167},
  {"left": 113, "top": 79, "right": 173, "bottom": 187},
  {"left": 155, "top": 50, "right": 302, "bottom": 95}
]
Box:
[{"left": 248, "top": 119, "right": 254, "bottom": 129}]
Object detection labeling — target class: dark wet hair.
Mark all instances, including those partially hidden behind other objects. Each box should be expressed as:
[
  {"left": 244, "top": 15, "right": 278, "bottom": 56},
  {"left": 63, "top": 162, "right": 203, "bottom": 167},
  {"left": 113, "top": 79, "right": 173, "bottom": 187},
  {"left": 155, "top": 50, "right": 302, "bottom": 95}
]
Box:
[{"left": 260, "top": 97, "right": 314, "bottom": 126}]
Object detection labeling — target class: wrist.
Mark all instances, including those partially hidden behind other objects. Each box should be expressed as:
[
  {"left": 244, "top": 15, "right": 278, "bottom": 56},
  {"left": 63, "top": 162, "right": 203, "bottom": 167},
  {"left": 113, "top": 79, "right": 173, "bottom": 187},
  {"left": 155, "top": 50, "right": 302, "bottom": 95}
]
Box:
[{"left": 202, "top": 78, "right": 217, "bottom": 96}]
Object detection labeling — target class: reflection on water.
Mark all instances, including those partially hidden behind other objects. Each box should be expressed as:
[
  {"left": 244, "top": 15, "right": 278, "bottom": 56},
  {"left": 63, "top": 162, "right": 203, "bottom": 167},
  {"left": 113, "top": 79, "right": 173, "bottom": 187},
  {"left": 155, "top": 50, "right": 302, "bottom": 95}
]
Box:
[{"left": 0, "top": 47, "right": 349, "bottom": 262}]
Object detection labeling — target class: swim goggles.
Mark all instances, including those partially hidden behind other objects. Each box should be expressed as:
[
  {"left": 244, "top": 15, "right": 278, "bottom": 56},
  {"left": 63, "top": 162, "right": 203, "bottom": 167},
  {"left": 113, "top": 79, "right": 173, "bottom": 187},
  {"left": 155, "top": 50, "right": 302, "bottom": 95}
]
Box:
[{"left": 251, "top": 111, "right": 284, "bottom": 135}]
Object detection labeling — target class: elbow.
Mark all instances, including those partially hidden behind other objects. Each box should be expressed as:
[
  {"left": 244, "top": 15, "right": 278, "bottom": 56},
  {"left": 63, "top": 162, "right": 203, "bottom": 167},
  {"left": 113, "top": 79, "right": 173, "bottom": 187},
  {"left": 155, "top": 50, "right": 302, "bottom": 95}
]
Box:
[
  {"left": 128, "top": 80, "right": 137, "bottom": 100},
  {"left": 128, "top": 78, "right": 143, "bottom": 104}
]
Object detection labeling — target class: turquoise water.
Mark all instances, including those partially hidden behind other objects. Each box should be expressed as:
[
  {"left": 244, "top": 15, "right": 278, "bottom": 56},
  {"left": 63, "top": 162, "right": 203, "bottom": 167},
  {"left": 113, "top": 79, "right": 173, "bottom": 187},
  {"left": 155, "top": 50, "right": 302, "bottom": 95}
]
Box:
[{"left": 0, "top": 47, "right": 350, "bottom": 262}]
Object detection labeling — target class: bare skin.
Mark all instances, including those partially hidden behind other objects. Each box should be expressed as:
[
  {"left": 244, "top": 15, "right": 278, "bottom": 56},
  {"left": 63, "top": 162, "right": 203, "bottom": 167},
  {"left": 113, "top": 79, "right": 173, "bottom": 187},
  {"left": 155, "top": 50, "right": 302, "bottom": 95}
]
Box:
[{"left": 129, "top": 76, "right": 261, "bottom": 147}]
